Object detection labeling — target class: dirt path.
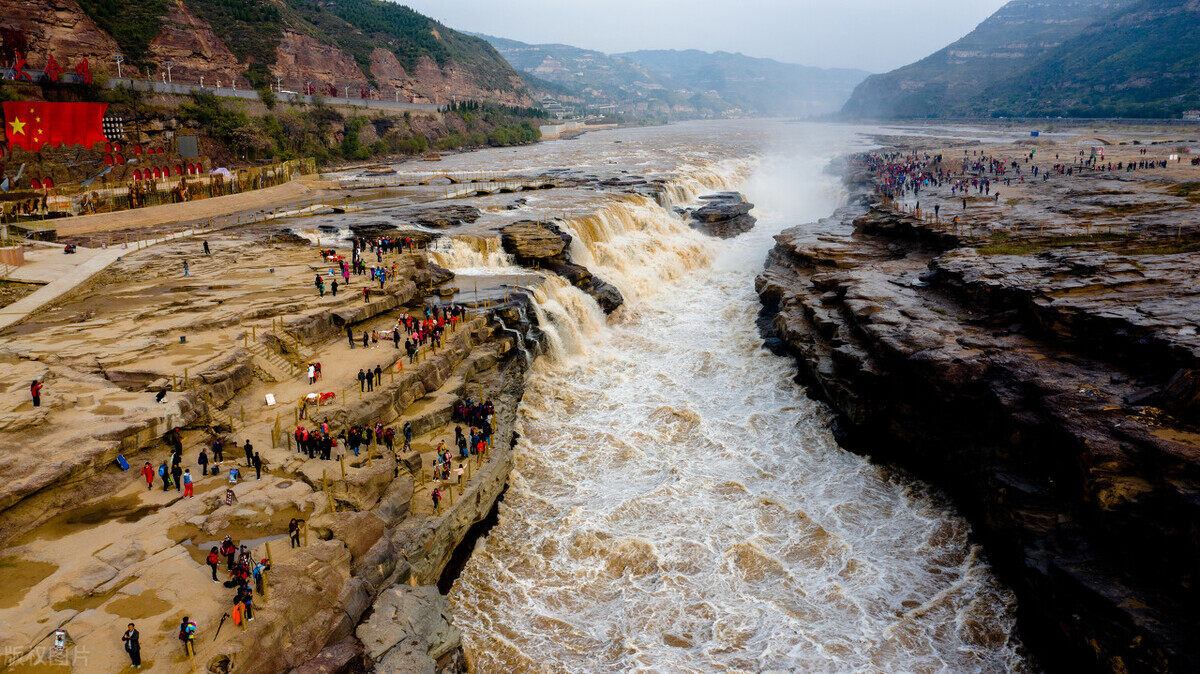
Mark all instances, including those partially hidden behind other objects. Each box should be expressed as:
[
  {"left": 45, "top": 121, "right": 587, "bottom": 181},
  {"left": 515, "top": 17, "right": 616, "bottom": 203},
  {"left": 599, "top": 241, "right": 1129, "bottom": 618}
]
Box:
[{"left": 48, "top": 180, "right": 331, "bottom": 237}]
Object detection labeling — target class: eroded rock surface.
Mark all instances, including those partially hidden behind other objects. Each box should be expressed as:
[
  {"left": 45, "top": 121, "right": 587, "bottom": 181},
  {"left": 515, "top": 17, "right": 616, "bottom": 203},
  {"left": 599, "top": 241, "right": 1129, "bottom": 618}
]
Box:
[
  {"left": 757, "top": 156, "right": 1200, "bottom": 673},
  {"left": 688, "top": 192, "right": 757, "bottom": 238}
]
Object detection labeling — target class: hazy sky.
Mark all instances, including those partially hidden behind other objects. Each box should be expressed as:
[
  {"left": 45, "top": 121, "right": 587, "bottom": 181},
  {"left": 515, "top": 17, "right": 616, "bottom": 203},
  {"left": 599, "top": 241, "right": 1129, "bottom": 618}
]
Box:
[{"left": 398, "top": 0, "right": 1010, "bottom": 73}]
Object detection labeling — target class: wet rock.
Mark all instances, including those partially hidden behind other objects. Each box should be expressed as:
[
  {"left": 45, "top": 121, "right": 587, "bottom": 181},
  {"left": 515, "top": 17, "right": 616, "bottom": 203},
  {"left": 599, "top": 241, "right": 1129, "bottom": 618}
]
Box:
[
  {"left": 689, "top": 192, "right": 756, "bottom": 238},
  {"left": 499, "top": 220, "right": 569, "bottom": 259},
  {"left": 403, "top": 205, "right": 481, "bottom": 229},
  {"left": 348, "top": 221, "right": 398, "bottom": 238},
  {"left": 500, "top": 220, "right": 624, "bottom": 313}
]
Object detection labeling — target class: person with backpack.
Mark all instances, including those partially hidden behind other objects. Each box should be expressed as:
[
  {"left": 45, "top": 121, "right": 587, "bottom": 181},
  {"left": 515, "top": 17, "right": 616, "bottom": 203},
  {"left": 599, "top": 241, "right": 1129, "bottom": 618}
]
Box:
[
  {"left": 235, "top": 584, "right": 254, "bottom": 622},
  {"left": 158, "top": 460, "right": 171, "bottom": 491},
  {"left": 206, "top": 547, "right": 221, "bottom": 582},
  {"left": 178, "top": 617, "right": 197, "bottom": 654},
  {"left": 221, "top": 536, "right": 237, "bottom": 570}
]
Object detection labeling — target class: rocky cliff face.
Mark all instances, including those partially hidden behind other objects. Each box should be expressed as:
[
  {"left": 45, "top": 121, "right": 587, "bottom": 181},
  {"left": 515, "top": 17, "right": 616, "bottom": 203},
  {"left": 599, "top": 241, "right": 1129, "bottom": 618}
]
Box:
[
  {"left": 1, "top": 0, "right": 532, "bottom": 106},
  {"left": 149, "top": 0, "right": 248, "bottom": 88},
  {"left": 0, "top": 0, "right": 119, "bottom": 67},
  {"left": 757, "top": 169, "right": 1200, "bottom": 672}
]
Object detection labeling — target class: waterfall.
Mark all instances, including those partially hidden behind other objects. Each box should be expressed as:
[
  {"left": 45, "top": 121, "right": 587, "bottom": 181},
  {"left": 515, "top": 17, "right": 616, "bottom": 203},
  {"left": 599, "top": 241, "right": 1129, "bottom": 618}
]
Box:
[
  {"left": 427, "top": 235, "right": 515, "bottom": 272},
  {"left": 527, "top": 275, "right": 607, "bottom": 362}
]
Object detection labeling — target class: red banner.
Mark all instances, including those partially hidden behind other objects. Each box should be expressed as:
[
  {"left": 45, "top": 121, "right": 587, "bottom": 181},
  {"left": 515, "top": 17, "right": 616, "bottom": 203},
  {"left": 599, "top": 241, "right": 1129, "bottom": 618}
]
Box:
[{"left": 3, "top": 102, "right": 108, "bottom": 152}]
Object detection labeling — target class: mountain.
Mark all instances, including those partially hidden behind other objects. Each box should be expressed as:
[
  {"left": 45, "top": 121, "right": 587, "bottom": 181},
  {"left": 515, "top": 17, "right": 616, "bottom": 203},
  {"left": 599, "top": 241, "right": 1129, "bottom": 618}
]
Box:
[
  {"left": 840, "top": 0, "right": 1141, "bottom": 118},
  {"left": 478, "top": 34, "right": 868, "bottom": 119},
  {"left": 980, "top": 0, "right": 1200, "bottom": 118},
  {"left": 5, "top": 0, "right": 532, "bottom": 106},
  {"left": 617, "top": 50, "right": 868, "bottom": 117}
]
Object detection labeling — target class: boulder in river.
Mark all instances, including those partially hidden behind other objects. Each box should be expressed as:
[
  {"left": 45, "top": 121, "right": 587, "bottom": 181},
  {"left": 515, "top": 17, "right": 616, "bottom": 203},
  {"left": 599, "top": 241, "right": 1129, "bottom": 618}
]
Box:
[
  {"left": 689, "top": 192, "right": 756, "bottom": 238},
  {"left": 405, "top": 205, "right": 482, "bottom": 229},
  {"left": 499, "top": 219, "right": 624, "bottom": 313}
]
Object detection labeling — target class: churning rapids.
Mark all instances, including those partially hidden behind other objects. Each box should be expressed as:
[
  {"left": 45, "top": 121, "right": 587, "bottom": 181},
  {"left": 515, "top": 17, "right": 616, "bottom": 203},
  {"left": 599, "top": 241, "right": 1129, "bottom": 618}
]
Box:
[{"left": 427, "top": 122, "right": 1030, "bottom": 672}]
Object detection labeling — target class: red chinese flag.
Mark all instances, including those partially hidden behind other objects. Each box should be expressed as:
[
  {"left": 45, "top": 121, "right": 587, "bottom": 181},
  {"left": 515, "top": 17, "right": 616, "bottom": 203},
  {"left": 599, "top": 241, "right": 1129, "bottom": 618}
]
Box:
[{"left": 3, "top": 102, "right": 108, "bottom": 152}]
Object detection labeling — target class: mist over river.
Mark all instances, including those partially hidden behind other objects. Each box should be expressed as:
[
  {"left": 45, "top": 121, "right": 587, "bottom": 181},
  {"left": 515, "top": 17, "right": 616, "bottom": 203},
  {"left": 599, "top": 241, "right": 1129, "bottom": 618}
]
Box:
[{"left": 431, "top": 121, "right": 1030, "bottom": 672}]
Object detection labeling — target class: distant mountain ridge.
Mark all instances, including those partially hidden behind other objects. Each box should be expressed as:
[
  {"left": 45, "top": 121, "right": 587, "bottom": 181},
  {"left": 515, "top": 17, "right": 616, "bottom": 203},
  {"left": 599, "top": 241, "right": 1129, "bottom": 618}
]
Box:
[
  {"left": 841, "top": 0, "right": 1200, "bottom": 119},
  {"left": 617, "top": 50, "right": 869, "bottom": 118},
  {"left": 477, "top": 33, "right": 869, "bottom": 119}
]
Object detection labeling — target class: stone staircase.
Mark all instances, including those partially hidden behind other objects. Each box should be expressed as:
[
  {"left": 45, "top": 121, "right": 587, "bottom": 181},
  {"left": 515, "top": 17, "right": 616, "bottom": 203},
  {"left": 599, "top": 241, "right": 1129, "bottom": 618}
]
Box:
[{"left": 246, "top": 341, "right": 298, "bottom": 381}]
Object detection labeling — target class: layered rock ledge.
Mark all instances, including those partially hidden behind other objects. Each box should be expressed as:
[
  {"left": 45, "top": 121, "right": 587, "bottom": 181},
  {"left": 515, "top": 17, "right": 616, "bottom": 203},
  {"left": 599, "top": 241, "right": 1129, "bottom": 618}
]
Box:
[
  {"left": 758, "top": 151, "right": 1200, "bottom": 673},
  {"left": 499, "top": 219, "right": 624, "bottom": 313}
]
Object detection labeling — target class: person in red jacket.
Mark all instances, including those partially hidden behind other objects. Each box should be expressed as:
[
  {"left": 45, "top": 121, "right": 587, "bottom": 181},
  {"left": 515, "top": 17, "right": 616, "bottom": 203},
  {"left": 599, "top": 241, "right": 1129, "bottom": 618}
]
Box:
[
  {"left": 30, "top": 379, "right": 43, "bottom": 407},
  {"left": 206, "top": 546, "right": 221, "bottom": 582},
  {"left": 140, "top": 461, "right": 155, "bottom": 490}
]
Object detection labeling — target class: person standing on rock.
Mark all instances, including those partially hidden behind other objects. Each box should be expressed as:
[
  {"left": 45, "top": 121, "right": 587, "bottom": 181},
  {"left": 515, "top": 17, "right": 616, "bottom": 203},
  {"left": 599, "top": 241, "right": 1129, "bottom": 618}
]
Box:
[
  {"left": 182, "top": 469, "right": 194, "bottom": 497},
  {"left": 159, "top": 460, "right": 171, "bottom": 491},
  {"left": 374, "top": 365, "right": 382, "bottom": 388},
  {"left": 221, "top": 536, "right": 237, "bottom": 570},
  {"left": 122, "top": 622, "right": 141, "bottom": 668},
  {"left": 235, "top": 583, "right": 254, "bottom": 622},
  {"left": 358, "top": 369, "right": 366, "bottom": 392},
  {"left": 347, "top": 324, "right": 355, "bottom": 349},
  {"left": 183, "top": 260, "right": 189, "bottom": 277},
  {"left": 366, "top": 369, "right": 374, "bottom": 392},
  {"left": 392, "top": 329, "right": 400, "bottom": 350},
  {"left": 203, "top": 241, "right": 210, "bottom": 255},
  {"left": 331, "top": 279, "right": 338, "bottom": 297},
  {"left": 289, "top": 518, "right": 302, "bottom": 548},
  {"left": 207, "top": 546, "right": 221, "bottom": 582},
  {"left": 29, "top": 379, "right": 42, "bottom": 407},
  {"left": 178, "top": 617, "right": 196, "bottom": 654},
  {"left": 431, "top": 487, "right": 441, "bottom": 511},
  {"left": 243, "top": 440, "right": 254, "bottom": 467},
  {"left": 403, "top": 421, "right": 412, "bottom": 451},
  {"left": 253, "top": 452, "right": 263, "bottom": 480},
  {"left": 171, "top": 462, "right": 183, "bottom": 493},
  {"left": 198, "top": 447, "right": 209, "bottom": 476},
  {"left": 141, "top": 461, "right": 155, "bottom": 490},
  {"left": 211, "top": 437, "right": 224, "bottom": 463},
  {"left": 315, "top": 274, "right": 325, "bottom": 297}
]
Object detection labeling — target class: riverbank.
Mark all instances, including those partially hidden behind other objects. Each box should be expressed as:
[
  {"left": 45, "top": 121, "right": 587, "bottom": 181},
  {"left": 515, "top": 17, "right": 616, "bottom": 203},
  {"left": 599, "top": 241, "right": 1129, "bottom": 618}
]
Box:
[
  {"left": 757, "top": 132, "right": 1200, "bottom": 672},
  {"left": 0, "top": 122, "right": 754, "bottom": 672}
]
